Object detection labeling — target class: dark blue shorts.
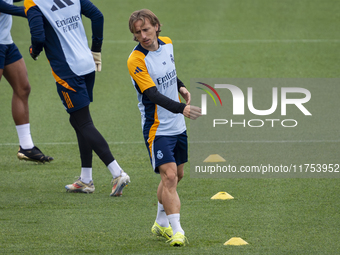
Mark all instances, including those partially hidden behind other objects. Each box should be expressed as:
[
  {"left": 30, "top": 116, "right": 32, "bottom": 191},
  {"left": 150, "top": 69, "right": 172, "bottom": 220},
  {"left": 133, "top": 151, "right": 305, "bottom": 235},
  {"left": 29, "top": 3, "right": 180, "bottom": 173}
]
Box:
[
  {"left": 56, "top": 71, "right": 95, "bottom": 113},
  {"left": 145, "top": 131, "right": 188, "bottom": 173},
  {"left": 0, "top": 43, "right": 22, "bottom": 69}
]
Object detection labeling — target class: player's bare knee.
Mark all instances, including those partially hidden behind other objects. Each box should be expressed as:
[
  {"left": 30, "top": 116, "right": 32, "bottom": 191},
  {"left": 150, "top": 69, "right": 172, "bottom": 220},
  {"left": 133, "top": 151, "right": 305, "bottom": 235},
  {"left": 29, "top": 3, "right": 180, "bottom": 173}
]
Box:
[
  {"left": 21, "top": 82, "right": 31, "bottom": 96},
  {"left": 163, "top": 171, "right": 178, "bottom": 187},
  {"left": 13, "top": 82, "right": 31, "bottom": 98}
]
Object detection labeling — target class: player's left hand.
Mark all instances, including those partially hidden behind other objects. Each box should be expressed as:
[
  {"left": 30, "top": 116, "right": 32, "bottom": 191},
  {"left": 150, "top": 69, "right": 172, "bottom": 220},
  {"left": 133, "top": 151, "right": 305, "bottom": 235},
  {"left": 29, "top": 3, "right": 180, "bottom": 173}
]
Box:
[
  {"left": 91, "top": 51, "right": 102, "bottom": 72},
  {"left": 179, "top": 87, "right": 191, "bottom": 105},
  {"left": 29, "top": 46, "right": 39, "bottom": 61}
]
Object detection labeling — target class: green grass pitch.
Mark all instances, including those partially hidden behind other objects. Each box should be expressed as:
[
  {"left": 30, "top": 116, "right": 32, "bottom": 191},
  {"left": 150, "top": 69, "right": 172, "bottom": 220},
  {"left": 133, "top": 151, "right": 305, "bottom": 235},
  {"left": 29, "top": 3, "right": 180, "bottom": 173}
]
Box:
[{"left": 1, "top": 0, "right": 339, "bottom": 254}]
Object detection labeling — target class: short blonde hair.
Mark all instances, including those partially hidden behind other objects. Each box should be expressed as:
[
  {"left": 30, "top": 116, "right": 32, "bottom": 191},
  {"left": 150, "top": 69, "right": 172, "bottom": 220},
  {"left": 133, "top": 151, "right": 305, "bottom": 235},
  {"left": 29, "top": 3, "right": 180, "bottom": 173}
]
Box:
[{"left": 129, "top": 9, "right": 162, "bottom": 41}]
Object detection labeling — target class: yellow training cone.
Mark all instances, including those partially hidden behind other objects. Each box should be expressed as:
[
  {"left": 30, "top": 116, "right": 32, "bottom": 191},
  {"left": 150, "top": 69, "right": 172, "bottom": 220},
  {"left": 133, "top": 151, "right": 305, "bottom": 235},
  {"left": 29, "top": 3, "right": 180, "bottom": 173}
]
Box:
[
  {"left": 211, "top": 191, "right": 234, "bottom": 200},
  {"left": 224, "top": 237, "right": 248, "bottom": 246},
  {"left": 203, "top": 154, "right": 226, "bottom": 162}
]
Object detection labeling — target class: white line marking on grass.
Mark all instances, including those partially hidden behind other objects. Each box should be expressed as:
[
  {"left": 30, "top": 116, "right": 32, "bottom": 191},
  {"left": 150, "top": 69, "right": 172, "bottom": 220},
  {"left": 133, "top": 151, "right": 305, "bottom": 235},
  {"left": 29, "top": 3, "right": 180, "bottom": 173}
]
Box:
[
  {"left": 0, "top": 141, "right": 144, "bottom": 147},
  {"left": 102, "top": 39, "right": 340, "bottom": 44},
  {"left": 172, "top": 39, "right": 340, "bottom": 44},
  {"left": 190, "top": 140, "right": 340, "bottom": 144},
  {"left": 16, "top": 39, "right": 333, "bottom": 45},
  {"left": 1, "top": 139, "right": 339, "bottom": 147},
  {"left": 14, "top": 39, "right": 340, "bottom": 47}
]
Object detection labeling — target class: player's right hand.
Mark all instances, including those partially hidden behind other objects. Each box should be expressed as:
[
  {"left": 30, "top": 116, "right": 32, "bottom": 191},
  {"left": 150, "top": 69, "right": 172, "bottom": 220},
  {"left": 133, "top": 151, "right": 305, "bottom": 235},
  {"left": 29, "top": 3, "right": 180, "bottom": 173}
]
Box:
[
  {"left": 183, "top": 105, "right": 202, "bottom": 120},
  {"left": 29, "top": 46, "right": 39, "bottom": 61}
]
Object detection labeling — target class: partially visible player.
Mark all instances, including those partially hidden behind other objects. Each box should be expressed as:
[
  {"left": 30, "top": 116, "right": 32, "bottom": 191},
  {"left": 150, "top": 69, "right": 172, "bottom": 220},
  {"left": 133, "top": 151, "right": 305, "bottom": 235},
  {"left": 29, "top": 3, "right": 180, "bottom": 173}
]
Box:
[
  {"left": 24, "top": 0, "right": 130, "bottom": 196},
  {"left": 0, "top": 0, "right": 53, "bottom": 163},
  {"left": 127, "top": 9, "right": 201, "bottom": 246}
]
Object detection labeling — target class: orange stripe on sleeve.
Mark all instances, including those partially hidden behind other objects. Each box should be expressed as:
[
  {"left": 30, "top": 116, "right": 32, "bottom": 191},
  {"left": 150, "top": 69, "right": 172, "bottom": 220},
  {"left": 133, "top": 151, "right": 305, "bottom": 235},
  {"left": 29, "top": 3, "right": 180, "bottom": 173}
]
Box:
[
  {"left": 24, "top": 0, "right": 37, "bottom": 15},
  {"left": 127, "top": 50, "right": 156, "bottom": 93},
  {"left": 158, "top": 36, "right": 172, "bottom": 45},
  {"left": 51, "top": 70, "right": 76, "bottom": 92}
]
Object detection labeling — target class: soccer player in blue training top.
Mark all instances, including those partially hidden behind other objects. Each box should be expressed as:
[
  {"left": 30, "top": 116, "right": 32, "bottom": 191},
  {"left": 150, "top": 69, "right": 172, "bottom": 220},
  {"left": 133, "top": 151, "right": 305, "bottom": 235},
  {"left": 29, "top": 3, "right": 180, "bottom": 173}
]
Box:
[
  {"left": 127, "top": 9, "right": 201, "bottom": 246},
  {"left": 24, "top": 0, "right": 130, "bottom": 196},
  {"left": 0, "top": 0, "right": 53, "bottom": 163}
]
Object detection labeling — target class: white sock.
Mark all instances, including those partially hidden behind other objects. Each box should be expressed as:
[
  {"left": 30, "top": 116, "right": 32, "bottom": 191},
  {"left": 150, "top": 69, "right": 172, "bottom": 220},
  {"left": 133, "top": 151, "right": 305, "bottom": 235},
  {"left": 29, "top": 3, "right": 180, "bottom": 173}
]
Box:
[
  {"left": 156, "top": 202, "right": 169, "bottom": 227},
  {"left": 16, "top": 124, "right": 34, "bottom": 149},
  {"left": 167, "top": 213, "right": 184, "bottom": 235},
  {"left": 80, "top": 167, "right": 92, "bottom": 184},
  {"left": 107, "top": 160, "right": 122, "bottom": 178}
]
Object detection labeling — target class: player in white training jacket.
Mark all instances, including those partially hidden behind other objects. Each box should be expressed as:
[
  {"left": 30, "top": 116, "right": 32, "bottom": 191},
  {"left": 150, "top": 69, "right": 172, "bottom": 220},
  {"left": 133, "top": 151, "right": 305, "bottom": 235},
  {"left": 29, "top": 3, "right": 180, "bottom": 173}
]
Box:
[{"left": 128, "top": 9, "right": 201, "bottom": 247}]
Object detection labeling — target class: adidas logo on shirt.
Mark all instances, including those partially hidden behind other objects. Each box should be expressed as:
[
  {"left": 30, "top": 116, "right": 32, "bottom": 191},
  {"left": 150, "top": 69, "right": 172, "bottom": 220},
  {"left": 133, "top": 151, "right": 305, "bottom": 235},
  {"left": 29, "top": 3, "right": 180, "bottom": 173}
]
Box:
[
  {"left": 134, "top": 66, "right": 143, "bottom": 74},
  {"left": 51, "top": 0, "right": 74, "bottom": 12}
]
